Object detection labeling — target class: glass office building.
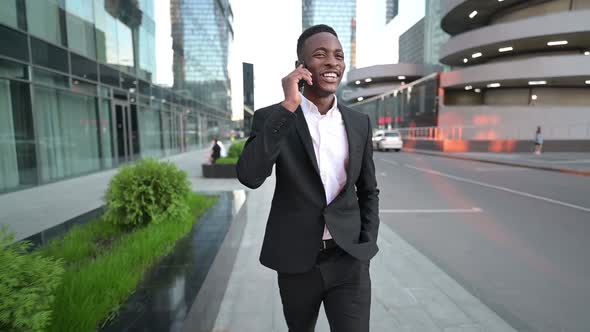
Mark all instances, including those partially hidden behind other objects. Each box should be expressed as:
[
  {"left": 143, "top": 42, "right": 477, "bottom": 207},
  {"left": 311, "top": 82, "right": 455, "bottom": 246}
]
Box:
[
  {"left": 302, "top": 0, "right": 356, "bottom": 74},
  {"left": 171, "top": 0, "right": 234, "bottom": 116},
  {"left": 0, "top": 0, "right": 231, "bottom": 193},
  {"left": 424, "top": 0, "right": 450, "bottom": 71}
]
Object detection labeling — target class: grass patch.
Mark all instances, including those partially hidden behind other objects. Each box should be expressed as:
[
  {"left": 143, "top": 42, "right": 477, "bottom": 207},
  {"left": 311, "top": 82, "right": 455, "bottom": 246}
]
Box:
[{"left": 39, "top": 193, "right": 217, "bottom": 331}]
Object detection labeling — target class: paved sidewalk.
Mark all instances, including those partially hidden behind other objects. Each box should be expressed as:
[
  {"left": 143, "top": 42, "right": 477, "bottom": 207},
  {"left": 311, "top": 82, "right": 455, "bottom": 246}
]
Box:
[
  {"left": 407, "top": 150, "right": 590, "bottom": 176},
  {"left": 186, "top": 175, "right": 517, "bottom": 332}
]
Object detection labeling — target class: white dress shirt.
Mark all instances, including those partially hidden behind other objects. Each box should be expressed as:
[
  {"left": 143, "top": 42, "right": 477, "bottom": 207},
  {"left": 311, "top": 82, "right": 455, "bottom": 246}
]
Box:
[{"left": 300, "top": 93, "right": 349, "bottom": 240}]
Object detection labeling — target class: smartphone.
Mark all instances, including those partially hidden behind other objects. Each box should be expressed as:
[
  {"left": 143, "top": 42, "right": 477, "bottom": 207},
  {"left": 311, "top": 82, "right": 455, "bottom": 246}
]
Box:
[{"left": 298, "top": 61, "right": 306, "bottom": 91}]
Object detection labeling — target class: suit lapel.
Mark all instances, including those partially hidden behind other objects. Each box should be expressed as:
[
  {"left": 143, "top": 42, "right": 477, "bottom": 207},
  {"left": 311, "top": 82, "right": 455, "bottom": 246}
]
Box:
[
  {"left": 340, "top": 105, "right": 360, "bottom": 188},
  {"left": 294, "top": 106, "right": 321, "bottom": 176}
]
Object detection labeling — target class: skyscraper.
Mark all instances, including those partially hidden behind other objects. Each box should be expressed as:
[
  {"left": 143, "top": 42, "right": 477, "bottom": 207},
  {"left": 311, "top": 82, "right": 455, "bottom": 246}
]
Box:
[
  {"left": 399, "top": 18, "right": 425, "bottom": 64},
  {"left": 424, "top": 0, "right": 449, "bottom": 70},
  {"left": 171, "top": 0, "right": 234, "bottom": 114},
  {"left": 302, "top": 0, "right": 356, "bottom": 74},
  {"left": 386, "top": 0, "right": 399, "bottom": 24}
]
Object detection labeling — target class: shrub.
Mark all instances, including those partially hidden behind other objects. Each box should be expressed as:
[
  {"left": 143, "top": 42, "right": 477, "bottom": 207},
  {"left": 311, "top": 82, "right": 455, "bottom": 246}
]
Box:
[
  {"left": 104, "top": 158, "right": 191, "bottom": 229},
  {"left": 215, "top": 157, "right": 239, "bottom": 165},
  {"left": 0, "top": 227, "right": 64, "bottom": 332},
  {"left": 227, "top": 140, "right": 246, "bottom": 158}
]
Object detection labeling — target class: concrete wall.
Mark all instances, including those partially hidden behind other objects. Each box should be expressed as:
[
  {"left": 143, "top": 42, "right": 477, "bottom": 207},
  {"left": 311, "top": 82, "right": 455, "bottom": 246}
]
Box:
[
  {"left": 492, "top": 0, "right": 571, "bottom": 24},
  {"left": 440, "top": 10, "right": 590, "bottom": 62},
  {"left": 438, "top": 105, "right": 590, "bottom": 140},
  {"left": 440, "top": 55, "right": 590, "bottom": 88}
]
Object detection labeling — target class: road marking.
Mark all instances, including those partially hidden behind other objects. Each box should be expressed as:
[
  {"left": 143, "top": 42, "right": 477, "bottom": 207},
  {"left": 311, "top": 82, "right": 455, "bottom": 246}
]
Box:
[
  {"left": 381, "top": 207, "right": 482, "bottom": 214},
  {"left": 399, "top": 163, "right": 590, "bottom": 213},
  {"left": 381, "top": 160, "right": 399, "bottom": 166},
  {"left": 475, "top": 167, "right": 528, "bottom": 172}
]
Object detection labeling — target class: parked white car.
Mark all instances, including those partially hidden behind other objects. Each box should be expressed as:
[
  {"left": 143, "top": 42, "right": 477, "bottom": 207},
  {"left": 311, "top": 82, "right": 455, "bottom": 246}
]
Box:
[{"left": 372, "top": 130, "right": 403, "bottom": 152}]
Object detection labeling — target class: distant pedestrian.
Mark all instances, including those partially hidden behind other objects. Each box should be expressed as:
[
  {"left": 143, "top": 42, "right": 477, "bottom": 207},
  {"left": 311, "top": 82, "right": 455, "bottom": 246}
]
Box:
[
  {"left": 210, "top": 138, "right": 221, "bottom": 164},
  {"left": 534, "top": 126, "right": 543, "bottom": 155}
]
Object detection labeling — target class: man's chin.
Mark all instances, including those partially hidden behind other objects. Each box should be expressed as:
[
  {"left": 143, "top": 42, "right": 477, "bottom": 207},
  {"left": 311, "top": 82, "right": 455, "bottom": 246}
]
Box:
[{"left": 315, "top": 84, "right": 339, "bottom": 96}]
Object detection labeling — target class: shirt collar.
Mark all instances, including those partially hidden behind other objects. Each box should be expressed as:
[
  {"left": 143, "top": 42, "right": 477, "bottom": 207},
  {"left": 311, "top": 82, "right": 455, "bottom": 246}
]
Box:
[{"left": 300, "top": 93, "right": 338, "bottom": 117}]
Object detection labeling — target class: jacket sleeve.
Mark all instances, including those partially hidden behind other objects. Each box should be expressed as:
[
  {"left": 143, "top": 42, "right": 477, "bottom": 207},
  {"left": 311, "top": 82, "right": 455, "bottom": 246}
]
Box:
[
  {"left": 236, "top": 105, "right": 297, "bottom": 189},
  {"left": 355, "top": 116, "right": 380, "bottom": 243}
]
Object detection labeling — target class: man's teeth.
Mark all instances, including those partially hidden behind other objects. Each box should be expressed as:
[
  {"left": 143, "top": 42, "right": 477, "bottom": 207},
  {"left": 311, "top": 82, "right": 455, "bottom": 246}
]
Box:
[{"left": 322, "top": 73, "right": 337, "bottom": 78}]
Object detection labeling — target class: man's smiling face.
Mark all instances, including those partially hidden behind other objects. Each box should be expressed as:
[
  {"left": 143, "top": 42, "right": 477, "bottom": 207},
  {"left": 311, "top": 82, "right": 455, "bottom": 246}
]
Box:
[{"left": 300, "top": 32, "right": 345, "bottom": 97}]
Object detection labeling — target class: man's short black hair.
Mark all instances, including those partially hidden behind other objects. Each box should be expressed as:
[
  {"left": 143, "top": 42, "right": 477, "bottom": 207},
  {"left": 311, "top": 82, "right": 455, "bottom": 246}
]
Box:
[{"left": 297, "top": 24, "right": 338, "bottom": 61}]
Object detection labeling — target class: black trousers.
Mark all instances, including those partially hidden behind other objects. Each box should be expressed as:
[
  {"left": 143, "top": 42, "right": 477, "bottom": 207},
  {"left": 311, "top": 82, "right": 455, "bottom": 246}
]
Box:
[{"left": 277, "top": 247, "right": 371, "bottom": 332}]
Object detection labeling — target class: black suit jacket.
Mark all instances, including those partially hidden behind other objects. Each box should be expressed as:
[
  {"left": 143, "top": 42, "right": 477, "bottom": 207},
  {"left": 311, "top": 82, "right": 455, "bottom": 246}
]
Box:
[{"left": 236, "top": 103, "right": 380, "bottom": 274}]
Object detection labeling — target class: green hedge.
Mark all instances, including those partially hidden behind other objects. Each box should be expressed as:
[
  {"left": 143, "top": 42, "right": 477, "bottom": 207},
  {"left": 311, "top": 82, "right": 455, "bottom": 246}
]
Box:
[
  {"left": 104, "top": 158, "right": 191, "bottom": 229},
  {"left": 1, "top": 159, "right": 217, "bottom": 331},
  {"left": 215, "top": 157, "right": 239, "bottom": 165},
  {"left": 43, "top": 193, "right": 216, "bottom": 331},
  {"left": 0, "top": 227, "right": 64, "bottom": 332},
  {"left": 227, "top": 140, "right": 246, "bottom": 158}
]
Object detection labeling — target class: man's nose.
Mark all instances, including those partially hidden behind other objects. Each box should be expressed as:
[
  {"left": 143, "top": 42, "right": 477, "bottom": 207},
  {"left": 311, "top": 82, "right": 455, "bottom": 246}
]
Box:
[{"left": 326, "top": 55, "right": 340, "bottom": 67}]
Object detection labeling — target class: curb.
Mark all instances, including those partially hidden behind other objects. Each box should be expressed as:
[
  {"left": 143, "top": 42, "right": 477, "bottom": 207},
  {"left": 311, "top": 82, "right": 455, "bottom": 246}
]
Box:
[{"left": 404, "top": 149, "right": 590, "bottom": 177}]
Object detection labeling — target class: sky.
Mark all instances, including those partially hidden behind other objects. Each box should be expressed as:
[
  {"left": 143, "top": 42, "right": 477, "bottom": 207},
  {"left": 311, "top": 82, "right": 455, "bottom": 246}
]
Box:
[{"left": 153, "top": 0, "right": 425, "bottom": 118}]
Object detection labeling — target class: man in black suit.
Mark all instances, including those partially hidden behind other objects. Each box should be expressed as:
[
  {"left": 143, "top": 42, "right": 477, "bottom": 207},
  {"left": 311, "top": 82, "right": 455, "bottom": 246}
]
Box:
[{"left": 236, "top": 24, "right": 379, "bottom": 332}]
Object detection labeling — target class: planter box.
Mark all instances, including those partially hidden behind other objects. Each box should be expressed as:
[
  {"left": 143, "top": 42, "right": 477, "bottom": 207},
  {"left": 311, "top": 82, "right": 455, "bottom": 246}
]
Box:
[{"left": 202, "top": 163, "right": 237, "bottom": 178}]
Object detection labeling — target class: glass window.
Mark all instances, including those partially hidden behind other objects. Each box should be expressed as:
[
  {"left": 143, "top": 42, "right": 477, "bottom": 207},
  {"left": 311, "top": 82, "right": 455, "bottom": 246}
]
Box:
[
  {"left": 99, "top": 64, "right": 119, "bottom": 87},
  {"left": 138, "top": 80, "right": 150, "bottom": 96},
  {"left": 0, "top": 0, "right": 26, "bottom": 30},
  {"left": 138, "top": 107, "right": 162, "bottom": 158},
  {"left": 31, "top": 38, "right": 69, "bottom": 73},
  {"left": 138, "top": 19, "right": 155, "bottom": 79},
  {"left": 33, "top": 67, "right": 69, "bottom": 88},
  {"left": 71, "top": 79, "right": 97, "bottom": 96},
  {"left": 33, "top": 85, "right": 101, "bottom": 182},
  {"left": 0, "top": 25, "right": 29, "bottom": 61},
  {"left": 99, "top": 85, "right": 110, "bottom": 98},
  {"left": 120, "top": 73, "right": 136, "bottom": 92},
  {"left": 97, "top": 98, "right": 113, "bottom": 168},
  {"left": 93, "top": 0, "right": 108, "bottom": 62},
  {"left": 0, "top": 0, "right": 18, "bottom": 28},
  {"left": 71, "top": 53, "right": 98, "bottom": 81},
  {"left": 66, "top": 0, "right": 96, "bottom": 58},
  {"left": 0, "top": 79, "right": 38, "bottom": 192},
  {"left": 0, "top": 58, "right": 28, "bottom": 80},
  {"left": 25, "top": 0, "right": 67, "bottom": 46},
  {"left": 161, "top": 110, "right": 171, "bottom": 155},
  {"left": 116, "top": 20, "right": 134, "bottom": 70}
]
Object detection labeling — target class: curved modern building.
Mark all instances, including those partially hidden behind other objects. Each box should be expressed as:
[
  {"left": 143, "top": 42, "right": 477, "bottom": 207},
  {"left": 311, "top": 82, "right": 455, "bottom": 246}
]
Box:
[
  {"left": 438, "top": 0, "right": 590, "bottom": 147},
  {"left": 343, "top": 64, "right": 427, "bottom": 103}
]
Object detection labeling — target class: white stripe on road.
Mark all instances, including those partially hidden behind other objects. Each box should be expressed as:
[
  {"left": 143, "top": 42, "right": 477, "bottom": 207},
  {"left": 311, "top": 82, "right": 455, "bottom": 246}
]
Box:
[
  {"left": 381, "top": 207, "right": 482, "bottom": 214},
  {"left": 393, "top": 162, "right": 590, "bottom": 213},
  {"left": 475, "top": 167, "right": 528, "bottom": 172}
]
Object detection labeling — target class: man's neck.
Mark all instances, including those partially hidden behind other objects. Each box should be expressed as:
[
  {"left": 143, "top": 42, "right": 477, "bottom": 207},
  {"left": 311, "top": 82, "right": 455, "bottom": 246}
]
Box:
[{"left": 303, "top": 92, "right": 335, "bottom": 115}]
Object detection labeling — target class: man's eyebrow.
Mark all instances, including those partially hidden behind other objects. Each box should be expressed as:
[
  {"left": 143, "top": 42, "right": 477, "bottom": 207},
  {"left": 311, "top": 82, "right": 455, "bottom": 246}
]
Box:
[{"left": 311, "top": 47, "right": 344, "bottom": 53}]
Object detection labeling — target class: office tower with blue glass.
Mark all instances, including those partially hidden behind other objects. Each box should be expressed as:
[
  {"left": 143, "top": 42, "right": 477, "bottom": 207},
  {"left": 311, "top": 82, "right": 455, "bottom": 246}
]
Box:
[{"left": 302, "top": 0, "right": 356, "bottom": 74}]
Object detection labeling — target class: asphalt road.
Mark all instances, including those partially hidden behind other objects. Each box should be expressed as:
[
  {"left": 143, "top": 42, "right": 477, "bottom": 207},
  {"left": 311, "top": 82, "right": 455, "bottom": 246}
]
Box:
[{"left": 374, "top": 151, "right": 590, "bottom": 332}]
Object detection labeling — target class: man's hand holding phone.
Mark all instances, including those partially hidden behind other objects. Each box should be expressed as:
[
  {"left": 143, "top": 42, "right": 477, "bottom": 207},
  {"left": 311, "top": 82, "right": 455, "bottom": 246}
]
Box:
[{"left": 281, "top": 64, "right": 313, "bottom": 113}]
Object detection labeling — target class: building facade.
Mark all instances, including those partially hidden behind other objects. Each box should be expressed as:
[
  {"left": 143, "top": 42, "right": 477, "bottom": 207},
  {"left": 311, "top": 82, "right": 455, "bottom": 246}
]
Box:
[
  {"left": 171, "top": 0, "right": 234, "bottom": 115},
  {"left": 386, "top": 0, "right": 399, "bottom": 24},
  {"left": 0, "top": 0, "right": 231, "bottom": 194},
  {"left": 242, "top": 62, "right": 254, "bottom": 137},
  {"left": 424, "top": 0, "right": 450, "bottom": 70},
  {"left": 399, "top": 18, "right": 425, "bottom": 64},
  {"left": 302, "top": 0, "right": 356, "bottom": 74},
  {"left": 439, "top": 0, "right": 590, "bottom": 145}
]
